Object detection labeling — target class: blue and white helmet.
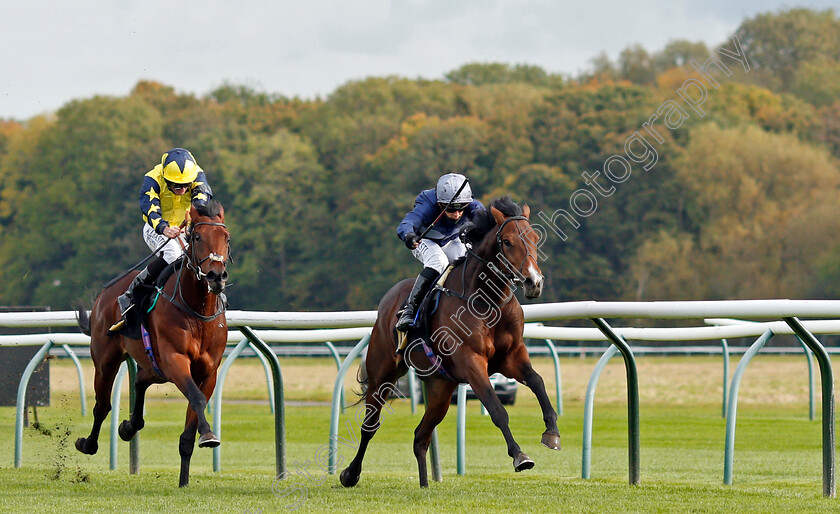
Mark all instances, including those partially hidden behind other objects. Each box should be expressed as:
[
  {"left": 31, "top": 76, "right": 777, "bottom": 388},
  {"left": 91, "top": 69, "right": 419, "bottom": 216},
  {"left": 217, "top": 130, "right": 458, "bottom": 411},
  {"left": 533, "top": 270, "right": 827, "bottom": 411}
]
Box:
[{"left": 435, "top": 173, "right": 473, "bottom": 210}]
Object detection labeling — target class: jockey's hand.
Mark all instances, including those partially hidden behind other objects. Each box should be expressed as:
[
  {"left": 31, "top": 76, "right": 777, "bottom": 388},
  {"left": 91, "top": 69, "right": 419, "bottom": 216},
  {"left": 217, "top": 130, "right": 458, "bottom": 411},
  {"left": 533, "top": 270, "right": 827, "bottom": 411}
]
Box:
[
  {"left": 459, "top": 221, "right": 476, "bottom": 244},
  {"left": 404, "top": 233, "right": 420, "bottom": 249},
  {"left": 162, "top": 225, "right": 182, "bottom": 239}
]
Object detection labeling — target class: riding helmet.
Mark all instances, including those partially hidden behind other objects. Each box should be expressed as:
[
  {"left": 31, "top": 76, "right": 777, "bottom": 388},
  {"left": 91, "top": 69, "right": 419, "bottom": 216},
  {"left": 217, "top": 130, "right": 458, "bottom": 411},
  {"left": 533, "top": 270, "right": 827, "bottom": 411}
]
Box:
[
  {"left": 161, "top": 148, "right": 199, "bottom": 184},
  {"left": 435, "top": 172, "right": 473, "bottom": 207}
]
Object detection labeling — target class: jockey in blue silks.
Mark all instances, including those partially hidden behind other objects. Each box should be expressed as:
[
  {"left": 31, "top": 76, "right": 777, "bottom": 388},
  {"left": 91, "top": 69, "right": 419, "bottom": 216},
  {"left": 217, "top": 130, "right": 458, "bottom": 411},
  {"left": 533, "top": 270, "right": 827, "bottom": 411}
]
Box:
[{"left": 395, "top": 172, "right": 484, "bottom": 331}]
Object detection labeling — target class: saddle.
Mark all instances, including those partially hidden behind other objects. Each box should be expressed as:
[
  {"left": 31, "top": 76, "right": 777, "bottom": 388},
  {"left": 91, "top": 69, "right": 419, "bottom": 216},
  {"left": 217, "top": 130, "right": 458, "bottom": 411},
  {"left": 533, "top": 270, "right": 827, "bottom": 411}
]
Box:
[
  {"left": 110, "top": 258, "right": 184, "bottom": 340},
  {"left": 396, "top": 259, "right": 466, "bottom": 380}
]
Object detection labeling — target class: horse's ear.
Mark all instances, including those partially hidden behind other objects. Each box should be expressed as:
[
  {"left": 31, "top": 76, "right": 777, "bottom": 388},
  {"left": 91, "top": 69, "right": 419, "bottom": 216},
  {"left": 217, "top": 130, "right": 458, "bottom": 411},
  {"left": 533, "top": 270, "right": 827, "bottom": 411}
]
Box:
[
  {"left": 217, "top": 204, "right": 224, "bottom": 222},
  {"left": 522, "top": 204, "right": 530, "bottom": 219},
  {"left": 490, "top": 206, "right": 506, "bottom": 225}
]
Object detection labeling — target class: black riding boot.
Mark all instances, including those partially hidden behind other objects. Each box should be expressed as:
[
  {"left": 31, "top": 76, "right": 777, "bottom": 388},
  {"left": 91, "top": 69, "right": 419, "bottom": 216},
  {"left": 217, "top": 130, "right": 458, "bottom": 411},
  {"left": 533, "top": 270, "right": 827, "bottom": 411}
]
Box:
[
  {"left": 117, "top": 255, "right": 168, "bottom": 318},
  {"left": 395, "top": 267, "right": 438, "bottom": 332}
]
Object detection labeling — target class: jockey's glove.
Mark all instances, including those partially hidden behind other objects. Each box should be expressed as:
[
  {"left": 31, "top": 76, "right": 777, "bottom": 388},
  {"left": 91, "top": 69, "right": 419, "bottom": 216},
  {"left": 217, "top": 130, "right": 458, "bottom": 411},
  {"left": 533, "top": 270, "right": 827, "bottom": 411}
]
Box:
[{"left": 404, "top": 233, "right": 420, "bottom": 249}]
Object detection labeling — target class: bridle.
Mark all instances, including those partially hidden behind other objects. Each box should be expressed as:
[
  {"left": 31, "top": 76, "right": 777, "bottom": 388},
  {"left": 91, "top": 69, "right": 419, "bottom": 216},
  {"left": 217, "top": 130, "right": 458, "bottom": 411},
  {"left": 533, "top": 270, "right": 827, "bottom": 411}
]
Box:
[
  {"left": 183, "top": 221, "right": 230, "bottom": 285},
  {"left": 467, "top": 215, "right": 533, "bottom": 286},
  {"left": 157, "top": 220, "right": 230, "bottom": 322}
]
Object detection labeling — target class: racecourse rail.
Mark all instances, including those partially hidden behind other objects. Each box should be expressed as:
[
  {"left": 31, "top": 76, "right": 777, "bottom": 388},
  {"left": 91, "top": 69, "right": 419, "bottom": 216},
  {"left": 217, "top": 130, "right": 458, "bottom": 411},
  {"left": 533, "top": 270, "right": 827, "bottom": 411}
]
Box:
[{"left": 2, "top": 300, "right": 839, "bottom": 497}]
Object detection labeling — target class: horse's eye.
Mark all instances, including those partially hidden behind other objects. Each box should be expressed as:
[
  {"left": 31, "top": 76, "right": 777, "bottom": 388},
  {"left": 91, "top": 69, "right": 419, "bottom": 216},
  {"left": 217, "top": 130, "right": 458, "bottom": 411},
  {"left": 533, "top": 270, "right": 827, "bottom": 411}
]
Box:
[
  {"left": 194, "top": 233, "right": 201, "bottom": 242},
  {"left": 503, "top": 239, "right": 513, "bottom": 248}
]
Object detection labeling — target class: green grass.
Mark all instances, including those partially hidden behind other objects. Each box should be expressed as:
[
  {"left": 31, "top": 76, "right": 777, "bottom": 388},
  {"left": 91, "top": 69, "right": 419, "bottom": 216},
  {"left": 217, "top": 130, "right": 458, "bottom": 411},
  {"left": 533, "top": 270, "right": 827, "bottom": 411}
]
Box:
[{"left": 0, "top": 356, "right": 836, "bottom": 512}]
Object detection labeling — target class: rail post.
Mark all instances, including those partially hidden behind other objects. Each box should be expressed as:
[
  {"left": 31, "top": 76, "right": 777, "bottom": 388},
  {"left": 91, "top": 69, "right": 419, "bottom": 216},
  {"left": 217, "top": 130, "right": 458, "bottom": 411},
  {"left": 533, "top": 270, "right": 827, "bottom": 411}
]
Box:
[{"left": 591, "top": 318, "right": 640, "bottom": 486}]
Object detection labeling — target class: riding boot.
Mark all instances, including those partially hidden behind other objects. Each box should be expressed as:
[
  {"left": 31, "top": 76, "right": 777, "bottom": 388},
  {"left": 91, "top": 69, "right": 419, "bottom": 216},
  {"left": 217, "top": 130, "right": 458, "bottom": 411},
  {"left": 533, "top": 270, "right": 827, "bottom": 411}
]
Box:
[
  {"left": 117, "top": 255, "right": 168, "bottom": 319},
  {"left": 395, "top": 267, "right": 438, "bottom": 332}
]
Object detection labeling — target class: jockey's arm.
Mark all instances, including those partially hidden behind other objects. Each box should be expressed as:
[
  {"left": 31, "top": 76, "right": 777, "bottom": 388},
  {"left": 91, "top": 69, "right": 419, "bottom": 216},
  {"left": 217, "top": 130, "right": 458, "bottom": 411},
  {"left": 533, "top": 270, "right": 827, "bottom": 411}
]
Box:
[
  {"left": 397, "top": 190, "right": 436, "bottom": 243},
  {"left": 190, "top": 170, "right": 213, "bottom": 206},
  {"left": 139, "top": 175, "right": 169, "bottom": 235}
]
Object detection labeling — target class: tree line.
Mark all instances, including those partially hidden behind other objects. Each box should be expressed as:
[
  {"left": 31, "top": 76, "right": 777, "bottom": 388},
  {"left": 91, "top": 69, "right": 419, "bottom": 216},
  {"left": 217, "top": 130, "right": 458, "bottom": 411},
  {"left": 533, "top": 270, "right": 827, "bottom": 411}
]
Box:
[{"left": 0, "top": 8, "right": 838, "bottom": 312}]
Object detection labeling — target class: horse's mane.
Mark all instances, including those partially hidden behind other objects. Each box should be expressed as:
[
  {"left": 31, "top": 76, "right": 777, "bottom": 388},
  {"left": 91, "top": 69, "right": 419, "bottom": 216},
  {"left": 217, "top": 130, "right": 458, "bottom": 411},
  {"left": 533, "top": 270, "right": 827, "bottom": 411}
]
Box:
[
  {"left": 194, "top": 199, "right": 222, "bottom": 219},
  {"left": 465, "top": 196, "right": 523, "bottom": 245}
]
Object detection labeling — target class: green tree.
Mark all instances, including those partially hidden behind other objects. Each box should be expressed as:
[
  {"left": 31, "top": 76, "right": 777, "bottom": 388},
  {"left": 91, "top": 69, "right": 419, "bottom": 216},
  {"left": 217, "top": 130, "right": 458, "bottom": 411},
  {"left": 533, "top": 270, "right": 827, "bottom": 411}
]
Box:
[
  {"left": 0, "top": 96, "right": 164, "bottom": 307},
  {"left": 446, "top": 62, "right": 562, "bottom": 88},
  {"left": 733, "top": 8, "right": 840, "bottom": 91},
  {"left": 619, "top": 44, "right": 656, "bottom": 85},
  {"left": 652, "top": 40, "right": 710, "bottom": 73},
  {"left": 676, "top": 123, "right": 840, "bottom": 299}
]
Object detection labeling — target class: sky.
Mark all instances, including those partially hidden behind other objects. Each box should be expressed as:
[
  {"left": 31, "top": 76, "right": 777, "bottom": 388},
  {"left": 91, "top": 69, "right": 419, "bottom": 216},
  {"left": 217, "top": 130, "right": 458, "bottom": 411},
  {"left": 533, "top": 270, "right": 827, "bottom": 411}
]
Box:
[{"left": 0, "top": 0, "right": 836, "bottom": 120}]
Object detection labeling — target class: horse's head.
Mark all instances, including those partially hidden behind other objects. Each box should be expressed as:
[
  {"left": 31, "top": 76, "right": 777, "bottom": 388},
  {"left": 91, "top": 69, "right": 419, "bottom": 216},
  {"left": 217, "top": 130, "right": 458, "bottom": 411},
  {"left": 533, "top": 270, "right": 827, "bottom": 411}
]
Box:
[
  {"left": 489, "top": 203, "right": 544, "bottom": 298},
  {"left": 465, "top": 197, "right": 544, "bottom": 299},
  {"left": 186, "top": 200, "right": 230, "bottom": 295}
]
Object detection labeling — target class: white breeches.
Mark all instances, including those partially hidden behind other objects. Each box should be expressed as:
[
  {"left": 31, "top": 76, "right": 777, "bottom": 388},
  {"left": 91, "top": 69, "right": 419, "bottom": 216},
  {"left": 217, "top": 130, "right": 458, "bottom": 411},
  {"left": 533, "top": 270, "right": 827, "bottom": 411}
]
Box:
[
  {"left": 143, "top": 224, "right": 187, "bottom": 264},
  {"left": 411, "top": 238, "right": 467, "bottom": 274}
]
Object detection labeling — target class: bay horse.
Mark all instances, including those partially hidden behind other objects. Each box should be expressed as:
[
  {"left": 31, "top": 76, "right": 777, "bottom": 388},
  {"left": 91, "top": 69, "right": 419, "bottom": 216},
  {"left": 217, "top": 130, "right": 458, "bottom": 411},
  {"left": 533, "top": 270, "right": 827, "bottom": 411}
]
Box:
[
  {"left": 341, "top": 197, "right": 561, "bottom": 488},
  {"left": 75, "top": 199, "right": 230, "bottom": 487}
]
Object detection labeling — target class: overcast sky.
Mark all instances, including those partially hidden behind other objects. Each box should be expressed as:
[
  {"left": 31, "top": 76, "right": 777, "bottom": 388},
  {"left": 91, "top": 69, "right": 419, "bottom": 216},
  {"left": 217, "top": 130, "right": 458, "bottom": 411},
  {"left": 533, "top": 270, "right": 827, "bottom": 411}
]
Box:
[{"left": 0, "top": 1, "right": 835, "bottom": 120}]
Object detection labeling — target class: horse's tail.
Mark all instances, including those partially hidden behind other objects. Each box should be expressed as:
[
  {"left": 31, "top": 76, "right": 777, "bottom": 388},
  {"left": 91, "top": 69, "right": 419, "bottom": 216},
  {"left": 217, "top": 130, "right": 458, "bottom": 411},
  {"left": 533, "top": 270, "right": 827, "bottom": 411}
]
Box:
[
  {"left": 76, "top": 307, "right": 91, "bottom": 336},
  {"left": 349, "top": 362, "right": 369, "bottom": 407}
]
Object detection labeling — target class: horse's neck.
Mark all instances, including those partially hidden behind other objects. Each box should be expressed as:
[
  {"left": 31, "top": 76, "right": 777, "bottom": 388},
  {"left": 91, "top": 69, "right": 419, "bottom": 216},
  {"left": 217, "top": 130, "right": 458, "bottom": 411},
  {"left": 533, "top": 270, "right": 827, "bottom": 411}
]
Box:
[{"left": 462, "top": 239, "right": 515, "bottom": 307}]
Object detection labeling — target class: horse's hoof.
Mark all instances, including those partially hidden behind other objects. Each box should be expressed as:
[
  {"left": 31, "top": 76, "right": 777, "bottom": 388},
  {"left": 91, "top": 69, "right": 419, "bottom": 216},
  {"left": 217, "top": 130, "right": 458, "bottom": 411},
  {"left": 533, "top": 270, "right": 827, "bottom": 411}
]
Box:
[
  {"left": 118, "top": 420, "right": 135, "bottom": 442},
  {"left": 513, "top": 452, "right": 535, "bottom": 472},
  {"left": 339, "top": 468, "right": 360, "bottom": 487},
  {"left": 198, "top": 432, "right": 221, "bottom": 448},
  {"left": 75, "top": 437, "right": 97, "bottom": 455},
  {"left": 541, "top": 431, "right": 562, "bottom": 451}
]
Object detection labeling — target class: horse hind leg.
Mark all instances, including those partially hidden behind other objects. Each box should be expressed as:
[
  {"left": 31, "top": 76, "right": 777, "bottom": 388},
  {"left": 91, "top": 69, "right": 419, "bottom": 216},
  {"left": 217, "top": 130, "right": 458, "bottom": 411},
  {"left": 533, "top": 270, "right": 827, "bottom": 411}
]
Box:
[
  {"left": 118, "top": 367, "right": 157, "bottom": 442},
  {"left": 339, "top": 377, "right": 402, "bottom": 487},
  {"left": 178, "top": 407, "right": 199, "bottom": 487},
  {"left": 75, "top": 343, "right": 122, "bottom": 455},
  {"left": 177, "top": 374, "right": 219, "bottom": 487}
]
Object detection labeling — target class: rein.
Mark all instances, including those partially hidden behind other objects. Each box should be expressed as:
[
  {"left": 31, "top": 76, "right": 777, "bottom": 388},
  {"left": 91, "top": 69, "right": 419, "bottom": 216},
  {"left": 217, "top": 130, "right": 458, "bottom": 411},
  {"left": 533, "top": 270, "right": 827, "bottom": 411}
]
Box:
[
  {"left": 440, "top": 215, "right": 531, "bottom": 308},
  {"left": 158, "top": 221, "right": 229, "bottom": 322}
]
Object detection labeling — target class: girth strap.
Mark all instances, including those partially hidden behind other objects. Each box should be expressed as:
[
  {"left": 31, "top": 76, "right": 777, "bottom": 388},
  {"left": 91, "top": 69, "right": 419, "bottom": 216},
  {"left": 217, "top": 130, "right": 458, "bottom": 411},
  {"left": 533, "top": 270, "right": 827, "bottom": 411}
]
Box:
[{"left": 140, "top": 323, "right": 164, "bottom": 378}]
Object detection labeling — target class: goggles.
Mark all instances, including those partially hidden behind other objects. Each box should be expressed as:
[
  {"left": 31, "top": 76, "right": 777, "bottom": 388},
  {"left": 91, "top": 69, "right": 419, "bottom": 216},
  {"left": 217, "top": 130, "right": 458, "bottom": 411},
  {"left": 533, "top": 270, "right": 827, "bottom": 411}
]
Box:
[
  {"left": 166, "top": 181, "right": 190, "bottom": 192},
  {"left": 444, "top": 202, "right": 469, "bottom": 213}
]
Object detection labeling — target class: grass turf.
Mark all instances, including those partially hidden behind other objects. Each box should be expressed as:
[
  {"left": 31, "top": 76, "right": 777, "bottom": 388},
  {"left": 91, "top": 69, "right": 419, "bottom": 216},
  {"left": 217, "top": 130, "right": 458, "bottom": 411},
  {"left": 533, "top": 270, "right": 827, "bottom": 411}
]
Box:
[{"left": 0, "top": 355, "right": 834, "bottom": 512}]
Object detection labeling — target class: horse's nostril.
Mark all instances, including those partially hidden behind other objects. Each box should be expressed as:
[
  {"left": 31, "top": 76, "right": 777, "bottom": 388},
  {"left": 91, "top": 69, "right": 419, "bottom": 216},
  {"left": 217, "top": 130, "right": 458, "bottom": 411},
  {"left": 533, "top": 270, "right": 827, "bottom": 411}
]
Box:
[{"left": 221, "top": 271, "right": 229, "bottom": 281}]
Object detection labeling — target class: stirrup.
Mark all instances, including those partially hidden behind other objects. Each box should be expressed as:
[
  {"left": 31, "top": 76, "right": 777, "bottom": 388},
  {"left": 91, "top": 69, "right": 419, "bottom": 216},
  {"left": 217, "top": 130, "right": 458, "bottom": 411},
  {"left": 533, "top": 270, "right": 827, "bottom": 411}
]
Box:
[
  {"left": 108, "top": 318, "right": 126, "bottom": 333},
  {"left": 395, "top": 330, "right": 409, "bottom": 356},
  {"left": 109, "top": 299, "right": 134, "bottom": 333}
]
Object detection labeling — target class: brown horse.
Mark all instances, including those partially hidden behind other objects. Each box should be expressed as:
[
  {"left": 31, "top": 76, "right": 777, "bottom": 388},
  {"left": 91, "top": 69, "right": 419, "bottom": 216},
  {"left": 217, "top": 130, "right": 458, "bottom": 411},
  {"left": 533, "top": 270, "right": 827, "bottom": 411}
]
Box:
[
  {"left": 341, "top": 197, "right": 561, "bottom": 488},
  {"left": 75, "top": 200, "right": 230, "bottom": 487}
]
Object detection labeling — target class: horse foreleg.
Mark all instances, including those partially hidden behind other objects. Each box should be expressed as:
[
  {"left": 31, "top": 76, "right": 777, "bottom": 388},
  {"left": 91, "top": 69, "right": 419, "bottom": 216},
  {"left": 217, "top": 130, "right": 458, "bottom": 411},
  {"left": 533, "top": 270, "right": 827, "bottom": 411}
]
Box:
[
  {"left": 168, "top": 357, "right": 219, "bottom": 448},
  {"left": 411, "top": 379, "right": 457, "bottom": 488},
  {"left": 118, "top": 367, "right": 157, "bottom": 442},
  {"left": 178, "top": 407, "right": 199, "bottom": 488},
  {"left": 500, "top": 348, "right": 561, "bottom": 450},
  {"left": 465, "top": 365, "right": 533, "bottom": 472},
  {"left": 75, "top": 349, "right": 122, "bottom": 455},
  {"left": 195, "top": 373, "right": 219, "bottom": 448}
]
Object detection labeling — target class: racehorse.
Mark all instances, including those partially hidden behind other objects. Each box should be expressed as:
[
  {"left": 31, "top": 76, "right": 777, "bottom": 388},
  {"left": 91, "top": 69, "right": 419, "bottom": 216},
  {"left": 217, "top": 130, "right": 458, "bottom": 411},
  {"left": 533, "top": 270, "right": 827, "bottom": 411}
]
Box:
[
  {"left": 340, "top": 197, "right": 561, "bottom": 488},
  {"left": 75, "top": 199, "right": 230, "bottom": 487}
]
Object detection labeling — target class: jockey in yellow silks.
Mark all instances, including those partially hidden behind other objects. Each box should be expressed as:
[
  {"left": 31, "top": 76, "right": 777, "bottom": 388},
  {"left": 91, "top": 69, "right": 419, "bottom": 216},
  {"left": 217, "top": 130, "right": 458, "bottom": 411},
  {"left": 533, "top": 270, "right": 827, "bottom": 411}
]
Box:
[{"left": 116, "top": 148, "right": 213, "bottom": 321}]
